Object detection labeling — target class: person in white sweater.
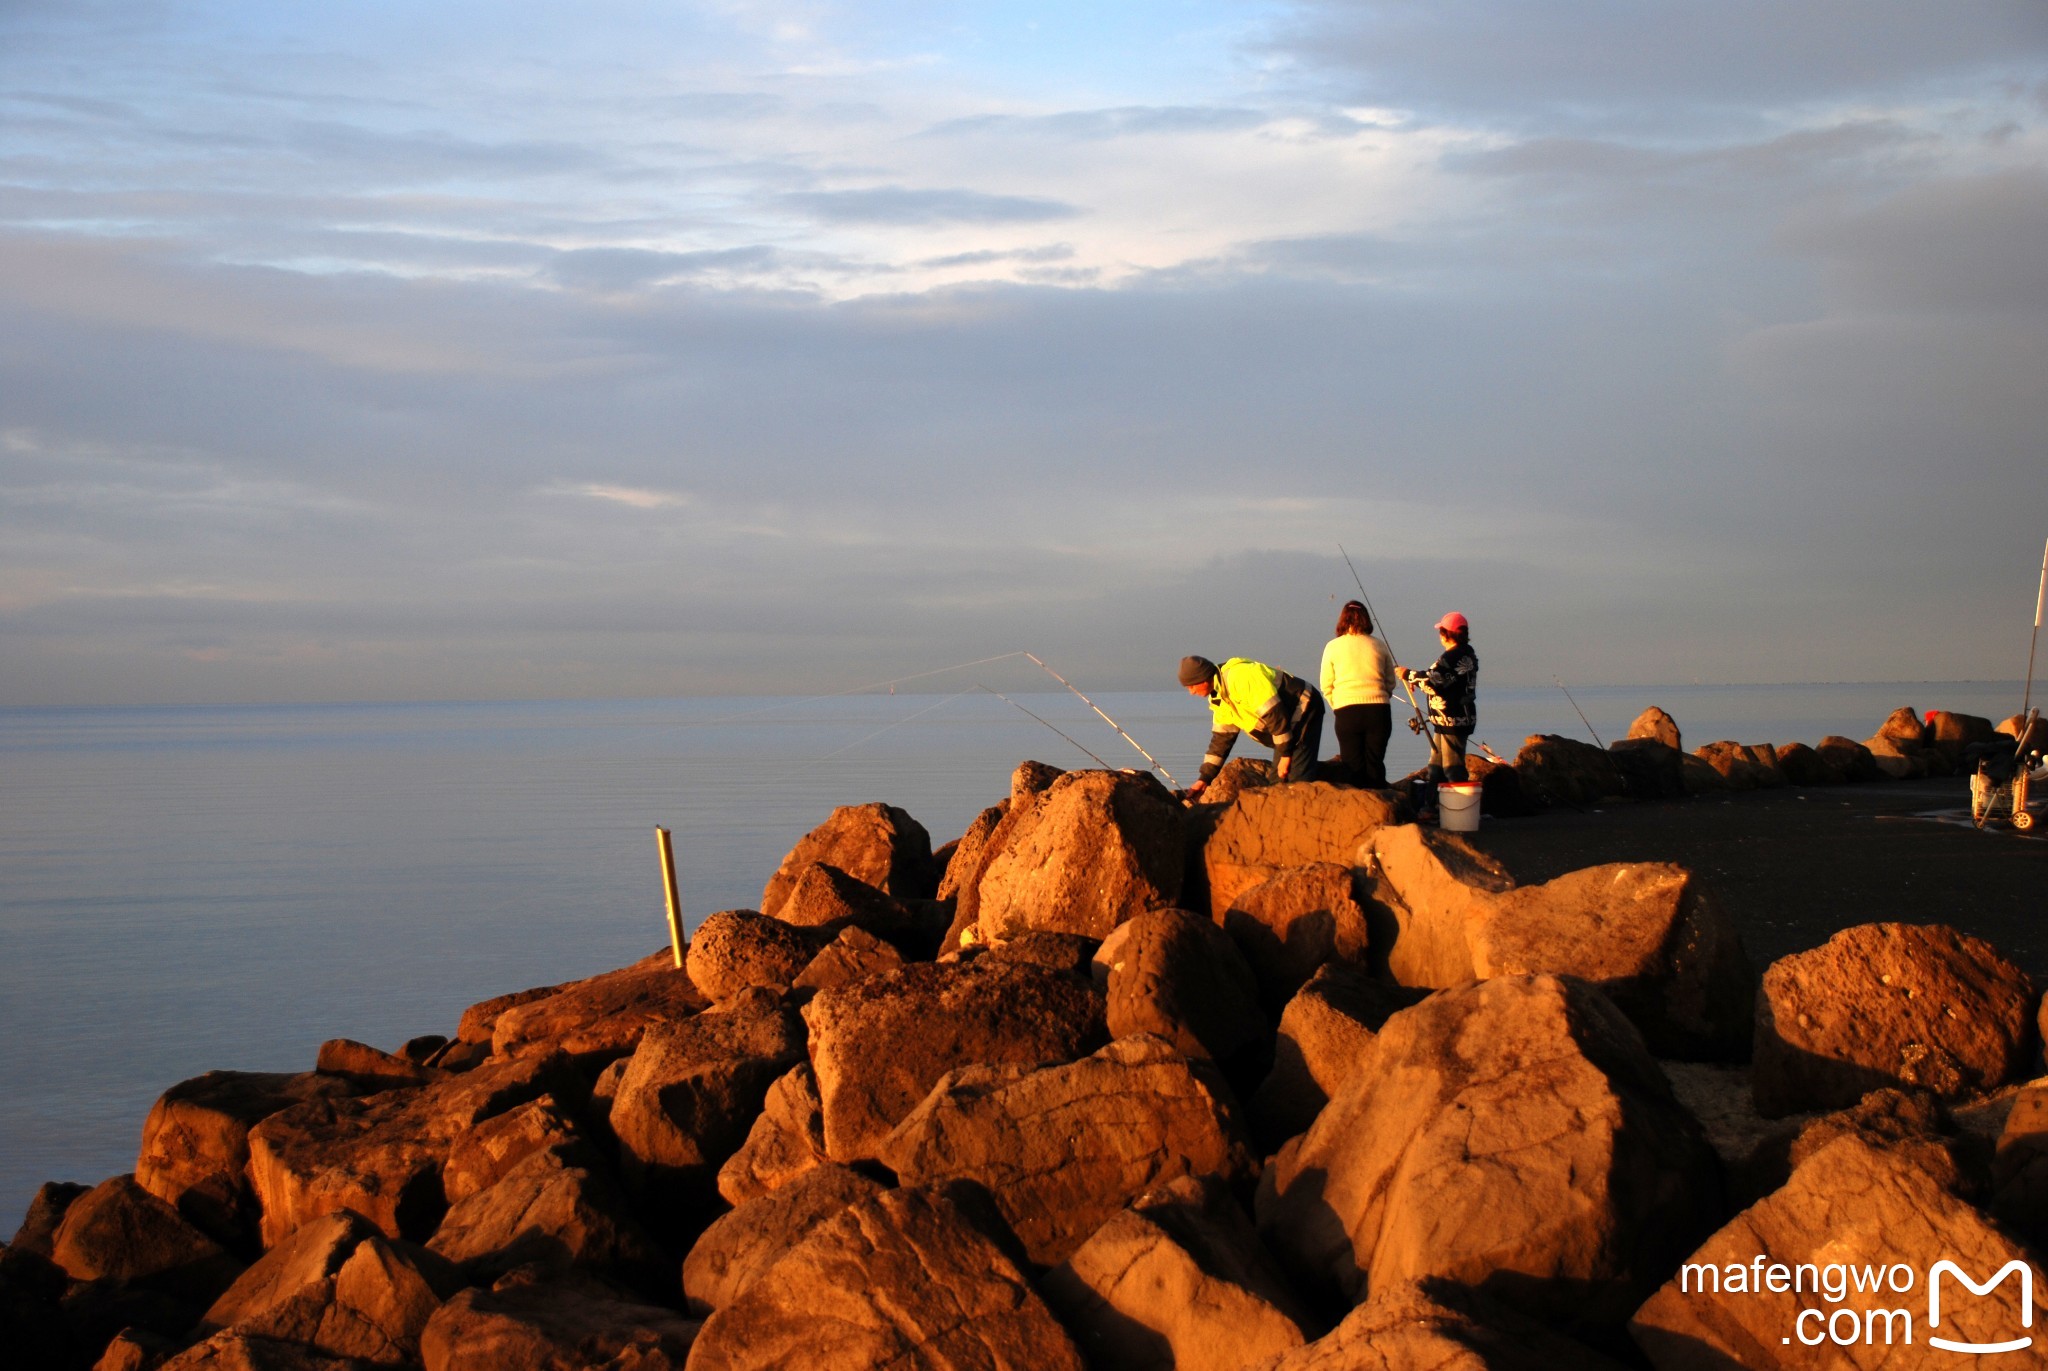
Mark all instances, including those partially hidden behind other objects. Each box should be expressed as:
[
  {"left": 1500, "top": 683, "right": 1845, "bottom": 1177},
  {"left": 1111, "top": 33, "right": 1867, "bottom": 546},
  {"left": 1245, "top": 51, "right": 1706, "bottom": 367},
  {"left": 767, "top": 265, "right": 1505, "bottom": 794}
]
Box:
[{"left": 1320, "top": 600, "right": 1397, "bottom": 787}]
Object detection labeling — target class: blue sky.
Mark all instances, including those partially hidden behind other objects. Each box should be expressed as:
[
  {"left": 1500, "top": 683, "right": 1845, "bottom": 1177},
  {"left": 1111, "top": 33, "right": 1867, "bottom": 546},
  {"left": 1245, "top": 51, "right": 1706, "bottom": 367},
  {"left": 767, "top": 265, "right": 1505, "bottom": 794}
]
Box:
[{"left": 2, "top": 1, "right": 2045, "bottom": 702}]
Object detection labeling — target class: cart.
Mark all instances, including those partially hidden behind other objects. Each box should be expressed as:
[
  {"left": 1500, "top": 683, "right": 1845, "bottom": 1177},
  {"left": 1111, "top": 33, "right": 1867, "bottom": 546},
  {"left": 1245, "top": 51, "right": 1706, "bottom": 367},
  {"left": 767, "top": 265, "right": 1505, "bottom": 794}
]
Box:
[{"left": 1972, "top": 710, "right": 2045, "bottom": 832}]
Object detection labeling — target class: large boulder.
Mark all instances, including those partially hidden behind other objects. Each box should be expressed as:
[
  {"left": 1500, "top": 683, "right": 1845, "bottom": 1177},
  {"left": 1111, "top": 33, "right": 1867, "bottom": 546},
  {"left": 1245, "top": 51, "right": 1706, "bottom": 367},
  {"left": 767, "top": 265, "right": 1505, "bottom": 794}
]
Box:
[
  {"left": 1694, "top": 740, "right": 1782, "bottom": 790},
  {"left": 1092, "top": 909, "right": 1268, "bottom": 1082},
  {"left": 1606, "top": 739, "right": 1688, "bottom": 799},
  {"left": 680, "top": 1163, "right": 883, "bottom": 1314},
  {"left": 489, "top": 950, "right": 707, "bottom": 1067},
  {"left": 1362, "top": 825, "right": 1754, "bottom": 1059},
  {"left": 52, "top": 1175, "right": 243, "bottom": 1304},
  {"left": 158, "top": 1331, "right": 382, "bottom": 1370},
  {"left": 200, "top": 1211, "right": 460, "bottom": 1366},
  {"left": 877, "top": 1035, "right": 1256, "bottom": 1267},
  {"left": 961, "top": 769, "right": 1189, "bottom": 941},
  {"left": 1250, "top": 1277, "right": 1632, "bottom": 1370},
  {"left": 246, "top": 1052, "right": 582, "bottom": 1247},
  {"left": 759, "top": 802, "right": 935, "bottom": 917},
  {"left": 1218, "top": 862, "right": 1374, "bottom": 1006},
  {"left": 1256, "top": 975, "right": 1722, "bottom": 1337},
  {"left": 935, "top": 802, "right": 1006, "bottom": 902},
  {"left": 1193, "top": 757, "right": 1277, "bottom": 807},
  {"left": 768, "top": 862, "right": 935, "bottom": 955},
  {"left": 314, "top": 1041, "right": 437, "bottom": 1094},
  {"left": 802, "top": 957, "right": 1106, "bottom": 1162},
  {"left": 1630, "top": 1134, "right": 2044, "bottom": 1369},
  {"left": 1513, "top": 734, "right": 1626, "bottom": 808},
  {"left": 714, "top": 1065, "right": 829, "bottom": 1206},
  {"left": 137, "top": 1071, "right": 356, "bottom": 1251},
  {"left": 1992, "top": 1078, "right": 2048, "bottom": 1244},
  {"left": 1040, "top": 1174, "right": 1312, "bottom": 1371},
  {"left": 453, "top": 985, "right": 561, "bottom": 1048},
  {"left": 1814, "top": 734, "right": 1883, "bottom": 782},
  {"left": 1249, "top": 965, "right": 1425, "bottom": 1147},
  {"left": 790, "top": 925, "right": 904, "bottom": 992},
  {"left": 1875, "top": 705, "right": 1930, "bottom": 743},
  {"left": 418, "top": 1268, "right": 698, "bottom": 1371},
  {"left": 1733, "top": 1086, "right": 1964, "bottom": 1207},
  {"left": 1627, "top": 707, "right": 1682, "bottom": 751},
  {"left": 11, "top": 1180, "right": 87, "bottom": 1257},
  {"left": 684, "top": 1185, "right": 1083, "bottom": 1371},
  {"left": 439, "top": 1099, "right": 582, "bottom": 1207},
  {"left": 1769, "top": 740, "right": 1840, "bottom": 786},
  {"left": 427, "top": 1146, "right": 665, "bottom": 1290},
  {"left": 606, "top": 988, "right": 806, "bottom": 1220},
  {"left": 1201, "top": 782, "right": 1402, "bottom": 920},
  {"left": 684, "top": 911, "right": 828, "bottom": 1003},
  {"left": 1752, "top": 923, "right": 2037, "bottom": 1117}
]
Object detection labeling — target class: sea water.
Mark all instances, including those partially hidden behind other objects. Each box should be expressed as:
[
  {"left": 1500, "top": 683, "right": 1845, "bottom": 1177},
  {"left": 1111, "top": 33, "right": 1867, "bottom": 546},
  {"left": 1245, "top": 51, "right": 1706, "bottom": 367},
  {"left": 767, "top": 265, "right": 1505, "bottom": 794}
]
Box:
[{"left": 0, "top": 680, "right": 2027, "bottom": 1224}]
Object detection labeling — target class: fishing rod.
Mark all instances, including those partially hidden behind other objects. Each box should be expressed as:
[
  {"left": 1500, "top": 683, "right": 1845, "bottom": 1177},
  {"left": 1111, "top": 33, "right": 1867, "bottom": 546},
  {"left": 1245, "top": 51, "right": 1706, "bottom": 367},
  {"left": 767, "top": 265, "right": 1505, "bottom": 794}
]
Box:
[
  {"left": 1337, "top": 544, "right": 1431, "bottom": 737},
  {"left": 976, "top": 685, "right": 1114, "bottom": 771},
  {"left": 1023, "top": 652, "right": 1178, "bottom": 786},
  {"left": 2023, "top": 536, "right": 2047, "bottom": 722},
  {"left": 1555, "top": 677, "right": 1604, "bottom": 749}
]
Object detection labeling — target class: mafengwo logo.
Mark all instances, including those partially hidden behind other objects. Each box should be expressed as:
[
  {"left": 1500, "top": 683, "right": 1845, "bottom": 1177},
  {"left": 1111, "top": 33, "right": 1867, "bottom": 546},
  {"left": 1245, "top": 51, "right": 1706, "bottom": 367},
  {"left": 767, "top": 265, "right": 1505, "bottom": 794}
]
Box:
[{"left": 1681, "top": 1256, "right": 2034, "bottom": 1353}]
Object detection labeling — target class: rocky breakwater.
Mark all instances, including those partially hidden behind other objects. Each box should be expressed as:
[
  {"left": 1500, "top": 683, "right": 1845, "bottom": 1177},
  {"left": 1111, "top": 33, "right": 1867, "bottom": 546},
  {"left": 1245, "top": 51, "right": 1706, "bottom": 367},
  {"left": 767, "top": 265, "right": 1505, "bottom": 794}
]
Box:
[{"left": 5, "top": 767, "right": 2045, "bottom": 1370}]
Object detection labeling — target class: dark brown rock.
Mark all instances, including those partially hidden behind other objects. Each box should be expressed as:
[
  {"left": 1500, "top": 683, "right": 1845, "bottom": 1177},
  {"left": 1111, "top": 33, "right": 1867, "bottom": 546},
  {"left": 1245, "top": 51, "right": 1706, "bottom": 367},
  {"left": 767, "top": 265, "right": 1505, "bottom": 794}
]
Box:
[
  {"left": 759, "top": 802, "right": 935, "bottom": 917},
  {"left": 1201, "top": 782, "right": 1402, "bottom": 920},
  {"left": 1193, "top": 756, "right": 1276, "bottom": 807},
  {"left": 965, "top": 769, "right": 1189, "bottom": 941},
  {"left": 1694, "top": 740, "right": 1783, "bottom": 789},
  {"left": 1252, "top": 1277, "right": 1632, "bottom": 1370},
  {"left": 681, "top": 1163, "right": 884, "bottom": 1314},
  {"left": 714, "top": 1064, "right": 828, "bottom": 1207},
  {"left": 93, "top": 1327, "right": 181, "bottom": 1371},
  {"left": 1752, "top": 922, "right": 2037, "bottom": 1117},
  {"left": 1093, "top": 908, "right": 1267, "bottom": 1081},
  {"left": 454, "top": 985, "right": 561, "bottom": 1047},
  {"left": 314, "top": 1041, "right": 438, "bottom": 1093},
  {"left": 1219, "top": 861, "right": 1373, "bottom": 1005},
  {"left": 428, "top": 1146, "right": 665, "bottom": 1289},
  {"left": 1249, "top": 965, "right": 1425, "bottom": 1147},
  {"left": 803, "top": 957, "right": 1106, "bottom": 1162},
  {"left": 52, "top": 1175, "right": 242, "bottom": 1304},
  {"left": 490, "top": 950, "right": 706, "bottom": 1066},
  {"left": 1513, "top": 733, "right": 1626, "bottom": 808},
  {"left": 1678, "top": 751, "right": 1729, "bottom": 795},
  {"left": 878, "top": 1036, "right": 1256, "bottom": 1267},
  {"left": 685, "top": 1186, "right": 1082, "bottom": 1371},
  {"left": 1735, "top": 1087, "right": 1962, "bottom": 1206},
  {"left": 1814, "top": 733, "right": 1883, "bottom": 781},
  {"left": 418, "top": 1268, "right": 698, "bottom": 1371},
  {"left": 159, "top": 1331, "right": 380, "bottom": 1370},
  {"left": 398, "top": 1036, "right": 447, "bottom": 1066},
  {"left": 791, "top": 924, "right": 905, "bottom": 992},
  {"left": 1257, "top": 975, "right": 1722, "bottom": 1337},
  {"left": 1606, "top": 738, "right": 1688, "bottom": 799},
  {"left": 980, "top": 930, "right": 1100, "bottom": 976},
  {"left": 935, "top": 802, "right": 1006, "bottom": 902},
  {"left": 769, "top": 861, "right": 926, "bottom": 950},
  {"left": 1631, "top": 1134, "right": 2042, "bottom": 1369},
  {"left": 1770, "top": 740, "right": 1840, "bottom": 785},
  {"left": 684, "top": 910, "right": 827, "bottom": 1003},
  {"left": 11, "top": 1180, "right": 88, "bottom": 1258},
  {"left": 1875, "top": 705, "right": 1930, "bottom": 743},
  {"left": 1992, "top": 1078, "right": 2048, "bottom": 1243},
  {"left": 137, "top": 1071, "right": 355, "bottom": 1251},
  {"left": 1626, "top": 706, "right": 1682, "bottom": 751},
  {"left": 440, "top": 1098, "right": 583, "bottom": 1207}
]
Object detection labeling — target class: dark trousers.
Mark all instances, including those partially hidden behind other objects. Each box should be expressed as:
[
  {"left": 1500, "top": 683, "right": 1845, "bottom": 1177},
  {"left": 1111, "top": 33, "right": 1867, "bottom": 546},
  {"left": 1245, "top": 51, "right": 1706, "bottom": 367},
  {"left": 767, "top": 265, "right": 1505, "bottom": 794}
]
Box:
[
  {"left": 1333, "top": 703, "right": 1393, "bottom": 788},
  {"left": 1427, "top": 730, "right": 1470, "bottom": 784},
  {"left": 1279, "top": 685, "right": 1325, "bottom": 781}
]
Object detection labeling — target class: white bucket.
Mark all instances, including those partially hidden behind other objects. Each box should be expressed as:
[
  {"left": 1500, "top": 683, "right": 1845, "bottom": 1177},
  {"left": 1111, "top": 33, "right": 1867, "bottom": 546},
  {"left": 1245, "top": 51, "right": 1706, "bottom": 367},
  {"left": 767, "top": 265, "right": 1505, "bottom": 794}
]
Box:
[{"left": 1438, "top": 781, "right": 1482, "bottom": 833}]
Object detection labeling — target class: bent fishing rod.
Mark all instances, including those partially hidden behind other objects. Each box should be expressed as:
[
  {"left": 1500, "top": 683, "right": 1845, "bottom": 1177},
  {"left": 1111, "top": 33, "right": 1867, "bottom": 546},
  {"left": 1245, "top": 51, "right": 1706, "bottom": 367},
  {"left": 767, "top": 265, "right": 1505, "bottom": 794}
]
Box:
[
  {"left": 1555, "top": 676, "right": 1604, "bottom": 748},
  {"left": 1338, "top": 544, "right": 1432, "bottom": 737},
  {"left": 1024, "top": 653, "right": 1177, "bottom": 786}
]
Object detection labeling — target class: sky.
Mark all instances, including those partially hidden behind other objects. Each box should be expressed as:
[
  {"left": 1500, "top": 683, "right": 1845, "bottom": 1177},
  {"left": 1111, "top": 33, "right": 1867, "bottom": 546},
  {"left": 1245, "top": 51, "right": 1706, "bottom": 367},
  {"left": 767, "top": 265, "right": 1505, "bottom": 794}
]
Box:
[{"left": 2, "top": 0, "right": 2045, "bottom": 704}]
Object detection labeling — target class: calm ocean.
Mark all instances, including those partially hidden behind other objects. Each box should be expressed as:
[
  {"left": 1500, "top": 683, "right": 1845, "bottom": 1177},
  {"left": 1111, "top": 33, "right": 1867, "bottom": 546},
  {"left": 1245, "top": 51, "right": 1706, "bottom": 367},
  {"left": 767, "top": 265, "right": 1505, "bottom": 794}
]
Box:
[{"left": 0, "top": 680, "right": 2027, "bottom": 1225}]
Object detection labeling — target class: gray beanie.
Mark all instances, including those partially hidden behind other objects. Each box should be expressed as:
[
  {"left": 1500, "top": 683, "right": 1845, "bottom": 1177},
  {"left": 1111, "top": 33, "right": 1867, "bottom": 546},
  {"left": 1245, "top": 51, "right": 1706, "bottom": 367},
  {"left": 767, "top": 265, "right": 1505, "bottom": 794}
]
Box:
[{"left": 1177, "top": 655, "right": 1217, "bottom": 686}]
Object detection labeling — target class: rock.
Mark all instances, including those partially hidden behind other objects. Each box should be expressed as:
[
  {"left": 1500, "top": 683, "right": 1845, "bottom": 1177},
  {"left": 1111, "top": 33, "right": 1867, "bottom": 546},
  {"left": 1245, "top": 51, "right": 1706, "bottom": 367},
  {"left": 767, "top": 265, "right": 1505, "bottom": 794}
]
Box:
[
  {"left": 684, "top": 910, "right": 827, "bottom": 1003},
  {"left": 1361, "top": 825, "right": 1755, "bottom": 1060},
  {"left": 791, "top": 924, "right": 905, "bottom": 992},
  {"left": 1814, "top": 733, "right": 1883, "bottom": 781},
  {"left": 1249, "top": 965, "right": 1426, "bottom": 1147},
  {"left": 759, "top": 802, "right": 935, "bottom": 918},
  {"left": 935, "top": 803, "right": 1006, "bottom": 902},
  {"left": 768, "top": 861, "right": 930, "bottom": 951},
  {"left": 1992, "top": 1078, "right": 2048, "bottom": 1242},
  {"left": 878, "top": 1036, "right": 1256, "bottom": 1266},
  {"left": 1875, "top": 705, "right": 1930, "bottom": 743},
  {"left": 607, "top": 988, "right": 806, "bottom": 1221},
  {"left": 1928, "top": 709, "right": 1996, "bottom": 762},
  {"left": 1630, "top": 1134, "right": 2043, "bottom": 1369},
  {"left": 1011, "top": 758, "right": 1067, "bottom": 801},
  {"left": 803, "top": 957, "right": 1106, "bottom": 1162},
  {"left": 1512, "top": 734, "right": 1626, "bottom": 808},
  {"left": 1250, "top": 1277, "right": 1631, "bottom": 1370},
  {"left": 1694, "top": 740, "right": 1782, "bottom": 789},
  {"left": 1194, "top": 757, "right": 1276, "bottom": 806},
  {"left": 418, "top": 1268, "right": 698, "bottom": 1371},
  {"left": 1092, "top": 909, "right": 1268, "bottom": 1082},
  {"left": 314, "top": 1041, "right": 438, "bottom": 1094},
  {"left": 202, "top": 1211, "right": 460, "bottom": 1366},
  {"left": 11, "top": 1180, "right": 88, "bottom": 1257},
  {"left": 1218, "top": 862, "right": 1373, "bottom": 1006},
  {"left": 247, "top": 1052, "right": 583, "bottom": 1247},
  {"left": 1734, "top": 1087, "right": 1963, "bottom": 1206},
  {"left": 1769, "top": 740, "right": 1839, "bottom": 785},
  {"left": 93, "top": 1327, "right": 181, "bottom": 1371},
  {"left": 52, "top": 1175, "right": 242, "bottom": 1304},
  {"left": 398, "top": 1036, "right": 447, "bottom": 1066},
  {"left": 715, "top": 1064, "right": 829, "bottom": 1207},
  {"left": 681, "top": 1163, "right": 884, "bottom": 1314},
  {"left": 1678, "top": 751, "right": 1728, "bottom": 794},
  {"left": 1040, "top": 1174, "right": 1312, "bottom": 1371},
  {"left": 1201, "top": 782, "right": 1402, "bottom": 920},
  {"left": 158, "top": 1330, "right": 380, "bottom": 1370},
  {"left": 1464, "top": 753, "right": 1538, "bottom": 816},
  {"left": 137, "top": 1071, "right": 355, "bottom": 1251},
  {"left": 964, "top": 769, "right": 1189, "bottom": 941},
  {"left": 490, "top": 950, "right": 707, "bottom": 1067},
  {"left": 684, "top": 1185, "right": 1083, "bottom": 1371},
  {"left": 1257, "top": 975, "right": 1722, "bottom": 1336},
  {"left": 1606, "top": 738, "right": 1688, "bottom": 799},
  {"left": 440, "top": 1098, "right": 584, "bottom": 1207},
  {"left": 428, "top": 1146, "right": 665, "bottom": 1289},
  {"left": 454, "top": 985, "right": 561, "bottom": 1047},
  {"left": 1627, "top": 706, "right": 1682, "bottom": 751},
  {"left": 981, "top": 930, "right": 1100, "bottom": 976},
  {"left": 1999, "top": 712, "right": 2048, "bottom": 751},
  {"left": 1752, "top": 922, "right": 2037, "bottom": 1117}
]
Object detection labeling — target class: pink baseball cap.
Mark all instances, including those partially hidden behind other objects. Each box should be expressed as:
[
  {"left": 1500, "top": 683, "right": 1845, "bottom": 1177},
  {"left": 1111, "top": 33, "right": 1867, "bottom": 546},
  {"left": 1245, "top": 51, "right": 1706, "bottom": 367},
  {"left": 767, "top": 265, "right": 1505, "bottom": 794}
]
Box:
[{"left": 1435, "top": 612, "right": 1469, "bottom": 634}]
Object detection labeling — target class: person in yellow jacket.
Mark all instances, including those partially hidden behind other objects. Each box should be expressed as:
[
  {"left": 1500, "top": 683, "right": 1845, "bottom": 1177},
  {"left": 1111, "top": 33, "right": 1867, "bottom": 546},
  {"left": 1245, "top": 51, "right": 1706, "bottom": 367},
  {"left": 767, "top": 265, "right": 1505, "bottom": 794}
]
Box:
[
  {"left": 1320, "top": 600, "right": 1396, "bottom": 787},
  {"left": 1177, "top": 655, "right": 1324, "bottom": 798}
]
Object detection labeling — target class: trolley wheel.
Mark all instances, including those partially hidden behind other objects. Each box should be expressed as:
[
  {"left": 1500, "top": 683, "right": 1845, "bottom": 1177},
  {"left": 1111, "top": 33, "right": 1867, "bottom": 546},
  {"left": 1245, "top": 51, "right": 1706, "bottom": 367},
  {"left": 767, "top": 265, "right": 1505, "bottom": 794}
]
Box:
[{"left": 2014, "top": 810, "right": 2035, "bottom": 833}]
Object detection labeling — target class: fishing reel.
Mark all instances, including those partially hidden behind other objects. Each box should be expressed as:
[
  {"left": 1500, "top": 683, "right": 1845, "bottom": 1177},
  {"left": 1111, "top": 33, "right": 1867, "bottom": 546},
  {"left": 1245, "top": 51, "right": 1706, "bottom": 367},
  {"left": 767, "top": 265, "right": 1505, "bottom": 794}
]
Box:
[{"left": 1407, "top": 716, "right": 1425, "bottom": 734}]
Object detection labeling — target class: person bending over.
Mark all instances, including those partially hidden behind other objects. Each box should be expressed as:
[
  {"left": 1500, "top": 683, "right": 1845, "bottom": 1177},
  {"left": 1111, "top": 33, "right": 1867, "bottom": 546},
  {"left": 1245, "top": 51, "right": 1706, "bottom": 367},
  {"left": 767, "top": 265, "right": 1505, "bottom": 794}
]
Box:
[
  {"left": 1320, "top": 599, "right": 1396, "bottom": 788},
  {"left": 1178, "top": 654, "right": 1324, "bottom": 799},
  {"left": 1399, "top": 613, "right": 1477, "bottom": 785}
]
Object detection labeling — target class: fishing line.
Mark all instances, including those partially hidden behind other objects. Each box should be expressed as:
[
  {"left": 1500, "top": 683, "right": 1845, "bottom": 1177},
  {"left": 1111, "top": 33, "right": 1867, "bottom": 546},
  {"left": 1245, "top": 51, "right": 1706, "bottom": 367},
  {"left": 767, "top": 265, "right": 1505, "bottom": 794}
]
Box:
[
  {"left": 1023, "top": 652, "right": 1178, "bottom": 785},
  {"left": 1338, "top": 543, "right": 1431, "bottom": 737},
  {"left": 976, "top": 685, "right": 1114, "bottom": 770},
  {"left": 1555, "top": 677, "right": 1605, "bottom": 748}
]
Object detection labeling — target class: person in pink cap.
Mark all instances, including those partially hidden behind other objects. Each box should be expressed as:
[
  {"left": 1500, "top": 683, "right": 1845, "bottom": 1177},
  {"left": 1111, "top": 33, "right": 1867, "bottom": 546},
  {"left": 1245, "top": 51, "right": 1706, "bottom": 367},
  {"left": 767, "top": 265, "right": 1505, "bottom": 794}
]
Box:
[{"left": 1399, "top": 612, "right": 1478, "bottom": 786}]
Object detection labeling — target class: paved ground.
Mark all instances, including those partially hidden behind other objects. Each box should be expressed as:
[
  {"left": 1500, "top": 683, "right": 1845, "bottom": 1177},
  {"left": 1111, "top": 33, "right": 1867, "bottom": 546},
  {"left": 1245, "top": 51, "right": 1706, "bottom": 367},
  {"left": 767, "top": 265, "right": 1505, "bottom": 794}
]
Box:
[{"left": 1462, "top": 777, "right": 2048, "bottom": 981}]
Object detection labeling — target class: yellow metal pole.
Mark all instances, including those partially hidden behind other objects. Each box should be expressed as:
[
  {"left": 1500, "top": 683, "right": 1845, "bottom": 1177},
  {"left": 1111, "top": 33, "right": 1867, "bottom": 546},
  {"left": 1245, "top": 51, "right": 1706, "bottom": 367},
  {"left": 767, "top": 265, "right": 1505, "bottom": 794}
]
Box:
[{"left": 655, "top": 826, "right": 684, "bottom": 968}]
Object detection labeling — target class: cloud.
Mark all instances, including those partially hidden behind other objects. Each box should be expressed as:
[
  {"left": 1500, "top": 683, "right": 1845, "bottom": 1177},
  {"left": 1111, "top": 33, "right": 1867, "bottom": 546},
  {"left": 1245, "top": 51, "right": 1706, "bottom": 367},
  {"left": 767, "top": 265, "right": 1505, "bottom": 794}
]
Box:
[
  {"left": 542, "top": 482, "right": 694, "bottom": 511},
  {"left": 927, "top": 106, "right": 1270, "bottom": 141},
  {"left": 777, "top": 186, "right": 1083, "bottom": 226}
]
